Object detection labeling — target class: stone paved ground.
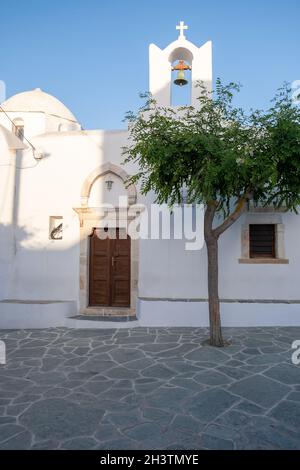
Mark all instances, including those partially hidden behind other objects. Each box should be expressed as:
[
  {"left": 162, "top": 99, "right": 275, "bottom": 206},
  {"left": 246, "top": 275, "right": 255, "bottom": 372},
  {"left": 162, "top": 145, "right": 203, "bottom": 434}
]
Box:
[{"left": 0, "top": 326, "right": 300, "bottom": 450}]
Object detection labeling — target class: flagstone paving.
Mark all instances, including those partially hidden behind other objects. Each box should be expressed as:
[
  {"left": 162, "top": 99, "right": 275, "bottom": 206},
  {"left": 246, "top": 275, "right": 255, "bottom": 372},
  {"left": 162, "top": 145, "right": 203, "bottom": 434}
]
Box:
[{"left": 0, "top": 326, "right": 300, "bottom": 450}]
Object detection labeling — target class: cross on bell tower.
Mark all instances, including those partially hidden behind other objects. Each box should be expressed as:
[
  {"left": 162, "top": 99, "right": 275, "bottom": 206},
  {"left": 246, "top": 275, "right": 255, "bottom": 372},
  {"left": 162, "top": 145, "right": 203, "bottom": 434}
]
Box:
[{"left": 176, "top": 21, "right": 188, "bottom": 39}]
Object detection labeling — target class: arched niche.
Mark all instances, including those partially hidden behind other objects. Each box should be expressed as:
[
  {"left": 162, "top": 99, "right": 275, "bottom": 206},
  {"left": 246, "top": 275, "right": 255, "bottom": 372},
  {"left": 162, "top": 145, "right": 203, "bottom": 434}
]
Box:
[
  {"left": 12, "top": 117, "right": 24, "bottom": 141},
  {"left": 80, "top": 162, "right": 137, "bottom": 207},
  {"left": 168, "top": 47, "right": 194, "bottom": 64}
]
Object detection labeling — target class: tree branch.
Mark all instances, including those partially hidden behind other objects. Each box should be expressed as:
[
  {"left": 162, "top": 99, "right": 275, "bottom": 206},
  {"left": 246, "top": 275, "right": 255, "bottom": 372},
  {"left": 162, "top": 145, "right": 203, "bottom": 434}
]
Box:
[{"left": 213, "top": 195, "right": 250, "bottom": 238}]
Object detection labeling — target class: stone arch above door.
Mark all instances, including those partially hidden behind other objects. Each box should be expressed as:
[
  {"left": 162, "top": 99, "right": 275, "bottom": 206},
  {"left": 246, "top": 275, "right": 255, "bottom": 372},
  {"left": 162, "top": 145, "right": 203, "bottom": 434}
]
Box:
[{"left": 80, "top": 162, "right": 137, "bottom": 207}]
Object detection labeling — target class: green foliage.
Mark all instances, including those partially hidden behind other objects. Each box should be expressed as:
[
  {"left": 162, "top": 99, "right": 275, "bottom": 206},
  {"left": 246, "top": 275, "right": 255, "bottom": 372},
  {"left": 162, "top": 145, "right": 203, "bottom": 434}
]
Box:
[{"left": 123, "top": 80, "right": 300, "bottom": 216}]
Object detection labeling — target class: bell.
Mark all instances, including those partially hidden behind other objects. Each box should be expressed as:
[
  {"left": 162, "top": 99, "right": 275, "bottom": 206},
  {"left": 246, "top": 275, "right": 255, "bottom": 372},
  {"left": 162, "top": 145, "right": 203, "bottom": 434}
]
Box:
[{"left": 174, "top": 69, "right": 188, "bottom": 86}]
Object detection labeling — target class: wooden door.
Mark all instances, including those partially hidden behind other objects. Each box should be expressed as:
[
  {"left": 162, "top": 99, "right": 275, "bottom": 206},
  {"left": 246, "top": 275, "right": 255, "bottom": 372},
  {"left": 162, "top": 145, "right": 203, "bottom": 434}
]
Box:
[{"left": 89, "top": 229, "right": 130, "bottom": 307}]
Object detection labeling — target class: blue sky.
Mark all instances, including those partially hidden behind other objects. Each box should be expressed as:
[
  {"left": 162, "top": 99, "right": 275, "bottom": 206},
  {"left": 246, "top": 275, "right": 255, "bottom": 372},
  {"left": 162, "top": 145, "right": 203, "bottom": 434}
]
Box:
[{"left": 1, "top": 0, "right": 299, "bottom": 129}]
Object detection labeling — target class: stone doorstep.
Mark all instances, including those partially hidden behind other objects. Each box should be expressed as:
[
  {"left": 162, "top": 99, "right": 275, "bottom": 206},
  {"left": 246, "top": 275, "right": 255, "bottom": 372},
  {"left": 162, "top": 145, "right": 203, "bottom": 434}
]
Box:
[
  {"left": 0, "top": 300, "right": 68, "bottom": 304},
  {"left": 70, "top": 315, "right": 138, "bottom": 322},
  {"left": 79, "top": 307, "right": 136, "bottom": 318}
]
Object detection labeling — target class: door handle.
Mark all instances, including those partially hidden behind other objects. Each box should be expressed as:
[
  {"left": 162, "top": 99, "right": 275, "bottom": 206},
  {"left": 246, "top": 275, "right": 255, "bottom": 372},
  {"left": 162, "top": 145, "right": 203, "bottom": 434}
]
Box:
[{"left": 111, "top": 256, "right": 114, "bottom": 267}]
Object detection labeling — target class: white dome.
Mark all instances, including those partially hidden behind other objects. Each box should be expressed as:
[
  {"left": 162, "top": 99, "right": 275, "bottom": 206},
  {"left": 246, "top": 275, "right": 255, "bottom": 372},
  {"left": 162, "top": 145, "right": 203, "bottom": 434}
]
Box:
[{"left": 0, "top": 88, "right": 78, "bottom": 122}]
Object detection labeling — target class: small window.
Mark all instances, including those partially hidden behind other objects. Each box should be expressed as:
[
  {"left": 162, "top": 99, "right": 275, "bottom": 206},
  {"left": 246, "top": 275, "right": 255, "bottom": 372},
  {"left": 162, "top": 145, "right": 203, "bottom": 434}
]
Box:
[
  {"left": 49, "top": 216, "right": 63, "bottom": 240},
  {"left": 13, "top": 119, "right": 24, "bottom": 141},
  {"left": 14, "top": 125, "right": 24, "bottom": 141},
  {"left": 249, "top": 224, "right": 275, "bottom": 258}
]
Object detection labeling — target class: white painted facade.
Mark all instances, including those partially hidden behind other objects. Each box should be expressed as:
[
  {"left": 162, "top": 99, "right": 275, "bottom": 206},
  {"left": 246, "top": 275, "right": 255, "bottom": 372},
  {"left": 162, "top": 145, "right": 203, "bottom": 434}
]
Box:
[{"left": 0, "top": 24, "right": 299, "bottom": 328}]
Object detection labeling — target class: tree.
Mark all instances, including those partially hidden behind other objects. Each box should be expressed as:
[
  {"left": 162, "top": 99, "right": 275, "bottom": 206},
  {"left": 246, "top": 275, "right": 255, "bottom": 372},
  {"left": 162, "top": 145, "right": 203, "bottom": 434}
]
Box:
[{"left": 123, "top": 81, "right": 300, "bottom": 347}]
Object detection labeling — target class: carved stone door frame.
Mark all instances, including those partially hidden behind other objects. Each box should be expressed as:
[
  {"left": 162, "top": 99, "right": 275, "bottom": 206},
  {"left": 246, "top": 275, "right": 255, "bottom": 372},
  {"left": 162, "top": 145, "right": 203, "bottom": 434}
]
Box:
[{"left": 74, "top": 208, "right": 139, "bottom": 315}]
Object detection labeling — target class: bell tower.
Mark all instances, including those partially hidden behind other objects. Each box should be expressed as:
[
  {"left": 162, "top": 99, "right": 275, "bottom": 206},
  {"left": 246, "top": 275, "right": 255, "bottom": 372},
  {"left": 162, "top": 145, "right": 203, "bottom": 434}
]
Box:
[{"left": 149, "top": 21, "right": 212, "bottom": 108}]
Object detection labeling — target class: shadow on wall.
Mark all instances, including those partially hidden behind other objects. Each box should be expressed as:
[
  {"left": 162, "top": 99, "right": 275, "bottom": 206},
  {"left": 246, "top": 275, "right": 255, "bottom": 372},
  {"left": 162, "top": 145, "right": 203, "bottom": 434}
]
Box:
[
  {"left": 0, "top": 219, "right": 80, "bottom": 328},
  {"left": 0, "top": 221, "right": 80, "bottom": 303},
  {"left": 0, "top": 125, "right": 137, "bottom": 311}
]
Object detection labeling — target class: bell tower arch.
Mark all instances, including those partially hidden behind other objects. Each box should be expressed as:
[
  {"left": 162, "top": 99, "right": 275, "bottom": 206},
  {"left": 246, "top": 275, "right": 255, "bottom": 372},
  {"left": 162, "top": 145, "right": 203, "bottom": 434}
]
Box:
[{"left": 149, "top": 21, "right": 212, "bottom": 108}]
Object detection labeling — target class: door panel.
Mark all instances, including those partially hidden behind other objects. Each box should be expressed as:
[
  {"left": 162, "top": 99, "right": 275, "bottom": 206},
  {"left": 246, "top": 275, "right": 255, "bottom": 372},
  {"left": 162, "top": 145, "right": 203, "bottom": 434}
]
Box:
[
  {"left": 89, "top": 231, "right": 110, "bottom": 306},
  {"left": 89, "top": 229, "right": 130, "bottom": 307},
  {"left": 111, "top": 235, "right": 131, "bottom": 307}
]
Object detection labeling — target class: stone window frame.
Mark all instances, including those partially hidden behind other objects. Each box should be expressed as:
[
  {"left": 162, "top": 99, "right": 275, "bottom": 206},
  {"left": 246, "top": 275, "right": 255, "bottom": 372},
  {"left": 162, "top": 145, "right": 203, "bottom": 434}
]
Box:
[{"left": 239, "top": 213, "right": 289, "bottom": 264}]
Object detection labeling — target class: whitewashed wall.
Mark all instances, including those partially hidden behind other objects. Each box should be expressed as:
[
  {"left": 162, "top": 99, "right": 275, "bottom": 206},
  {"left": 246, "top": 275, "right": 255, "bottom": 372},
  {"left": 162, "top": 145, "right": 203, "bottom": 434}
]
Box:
[
  {"left": 0, "top": 97, "right": 300, "bottom": 327},
  {"left": 0, "top": 121, "right": 133, "bottom": 304}
]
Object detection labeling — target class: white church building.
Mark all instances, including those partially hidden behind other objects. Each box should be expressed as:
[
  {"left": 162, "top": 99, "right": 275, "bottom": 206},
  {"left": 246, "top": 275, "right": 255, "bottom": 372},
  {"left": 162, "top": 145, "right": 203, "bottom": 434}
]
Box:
[{"left": 0, "top": 23, "right": 299, "bottom": 329}]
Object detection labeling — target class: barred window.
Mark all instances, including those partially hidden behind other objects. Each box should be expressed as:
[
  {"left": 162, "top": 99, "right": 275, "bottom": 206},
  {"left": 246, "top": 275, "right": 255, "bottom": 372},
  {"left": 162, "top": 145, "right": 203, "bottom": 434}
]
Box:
[{"left": 249, "top": 224, "right": 275, "bottom": 258}]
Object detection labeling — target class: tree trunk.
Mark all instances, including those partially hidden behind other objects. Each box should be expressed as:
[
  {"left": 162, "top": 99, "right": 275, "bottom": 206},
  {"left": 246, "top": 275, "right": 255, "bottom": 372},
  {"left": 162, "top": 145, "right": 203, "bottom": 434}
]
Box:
[
  {"left": 205, "top": 236, "right": 224, "bottom": 347},
  {"left": 203, "top": 198, "right": 249, "bottom": 347},
  {"left": 204, "top": 204, "right": 224, "bottom": 347}
]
